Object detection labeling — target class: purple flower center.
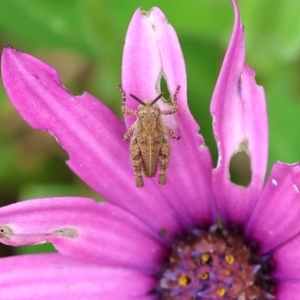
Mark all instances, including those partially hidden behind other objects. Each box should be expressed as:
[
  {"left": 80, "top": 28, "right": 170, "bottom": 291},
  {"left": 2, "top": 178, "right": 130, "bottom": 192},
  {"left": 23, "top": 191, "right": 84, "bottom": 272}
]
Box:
[{"left": 156, "top": 226, "right": 275, "bottom": 299}]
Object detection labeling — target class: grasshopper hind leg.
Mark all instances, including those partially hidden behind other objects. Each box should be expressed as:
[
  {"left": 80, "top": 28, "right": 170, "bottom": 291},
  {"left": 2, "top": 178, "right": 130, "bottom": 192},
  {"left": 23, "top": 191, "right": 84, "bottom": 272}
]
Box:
[
  {"left": 158, "top": 134, "right": 170, "bottom": 185},
  {"left": 129, "top": 138, "right": 144, "bottom": 188}
]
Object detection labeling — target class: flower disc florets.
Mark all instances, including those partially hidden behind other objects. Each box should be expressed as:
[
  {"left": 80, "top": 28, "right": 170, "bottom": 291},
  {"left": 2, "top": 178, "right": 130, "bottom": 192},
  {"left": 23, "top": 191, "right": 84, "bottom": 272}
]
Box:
[{"left": 157, "top": 226, "right": 275, "bottom": 299}]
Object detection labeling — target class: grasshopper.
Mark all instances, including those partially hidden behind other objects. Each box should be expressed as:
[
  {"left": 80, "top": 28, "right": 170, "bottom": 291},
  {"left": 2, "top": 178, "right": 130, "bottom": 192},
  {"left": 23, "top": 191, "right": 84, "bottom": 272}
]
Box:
[{"left": 119, "top": 85, "right": 180, "bottom": 188}]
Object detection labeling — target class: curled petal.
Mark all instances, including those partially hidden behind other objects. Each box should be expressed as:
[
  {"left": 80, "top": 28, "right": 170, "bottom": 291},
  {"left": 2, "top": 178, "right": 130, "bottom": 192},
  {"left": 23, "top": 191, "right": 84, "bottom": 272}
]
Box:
[
  {"left": 0, "top": 253, "right": 156, "bottom": 299},
  {"left": 210, "top": 0, "right": 268, "bottom": 226},
  {"left": 245, "top": 162, "right": 300, "bottom": 253},
  {"left": 0, "top": 197, "right": 166, "bottom": 271},
  {"left": 1, "top": 46, "right": 193, "bottom": 237},
  {"left": 122, "top": 7, "right": 216, "bottom": 228}
]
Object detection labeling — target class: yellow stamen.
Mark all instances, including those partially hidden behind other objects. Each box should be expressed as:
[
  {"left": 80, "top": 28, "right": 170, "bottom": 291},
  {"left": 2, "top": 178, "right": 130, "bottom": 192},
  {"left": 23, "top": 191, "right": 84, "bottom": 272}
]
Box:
[
  {"left": 225, "top": 254, "right": 234, "bottom": 265},
  {"left": 199, "top": 272, "right": 209, "bottom": 280},
  {"left": 178, "top": 274, "right": 188, "bottom": 286},
  {"left": 216, "top": 288, "right": 226, "bottom": 297},
  {"left": 201, "top": 253, "right": 210, "bottom": 264}
]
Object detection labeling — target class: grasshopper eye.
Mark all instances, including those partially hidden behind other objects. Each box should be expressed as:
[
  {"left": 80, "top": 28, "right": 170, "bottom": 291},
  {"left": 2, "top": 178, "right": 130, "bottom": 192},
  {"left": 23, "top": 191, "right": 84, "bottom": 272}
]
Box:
[
  {"left": 137, "top": 109, "right": 146, "bottom": 119},
  {"left": 152, "top": 107, "right": 160, "bottom": 118}
]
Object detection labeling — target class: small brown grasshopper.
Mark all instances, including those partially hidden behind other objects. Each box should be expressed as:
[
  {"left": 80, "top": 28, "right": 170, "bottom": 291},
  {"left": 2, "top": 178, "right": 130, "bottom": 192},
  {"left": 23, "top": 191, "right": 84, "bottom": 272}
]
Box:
[{"left": 119, "top": 85, "right": 180, "bottom": 188}]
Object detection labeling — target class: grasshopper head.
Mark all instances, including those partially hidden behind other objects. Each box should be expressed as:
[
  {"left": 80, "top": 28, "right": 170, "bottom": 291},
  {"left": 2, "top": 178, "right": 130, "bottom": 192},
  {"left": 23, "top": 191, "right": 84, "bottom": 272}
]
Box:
[{"left": 130, "top": 93, "right": 163, "bottom": 120}]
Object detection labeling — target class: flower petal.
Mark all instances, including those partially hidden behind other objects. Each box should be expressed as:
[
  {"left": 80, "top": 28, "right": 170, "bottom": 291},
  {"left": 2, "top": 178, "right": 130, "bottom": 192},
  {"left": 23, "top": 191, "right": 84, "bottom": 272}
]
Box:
[
  {"left": 0, "top": 197, "right": 166, "bottom": 271},
  {"left": 0, "top": 253, "right": 156, "bottom": 299},
  {"left": 245, "top": 162, "right": 300, "bottom": 253},
  {"left": 271, "top": 233, "right": 300, "bottom": 280},
  {"left": 210, "top": 0, "right": 268, "bottom": 226},
  {"left": 276, "top": 282, "right": 300, "bottom": 300},
  {"left": 1, "top": 46, "right": 191, "bottom": 237},
  {"left": 122, "top": 7, "right": 216, "bottom": 228}
]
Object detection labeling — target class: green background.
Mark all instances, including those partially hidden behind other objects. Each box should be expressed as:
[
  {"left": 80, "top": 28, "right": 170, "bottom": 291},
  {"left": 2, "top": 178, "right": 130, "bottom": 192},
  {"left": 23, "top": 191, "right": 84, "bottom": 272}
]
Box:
[{"left": 0, "top": 0, "right": 299, "bottom": 255}]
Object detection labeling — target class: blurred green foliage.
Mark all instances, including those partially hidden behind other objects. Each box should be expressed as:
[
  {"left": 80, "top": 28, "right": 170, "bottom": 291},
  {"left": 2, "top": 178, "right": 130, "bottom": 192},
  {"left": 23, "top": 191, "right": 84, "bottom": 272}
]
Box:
[{"left": 0, "top": 0, "right": 300, "bottom": 255}]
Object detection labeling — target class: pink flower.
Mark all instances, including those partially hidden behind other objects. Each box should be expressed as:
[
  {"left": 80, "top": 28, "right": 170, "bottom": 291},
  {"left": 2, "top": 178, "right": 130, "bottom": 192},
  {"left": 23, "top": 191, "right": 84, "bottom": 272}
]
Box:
[{"left": 1, "top": 0, "right": 300, "bottom": 299}]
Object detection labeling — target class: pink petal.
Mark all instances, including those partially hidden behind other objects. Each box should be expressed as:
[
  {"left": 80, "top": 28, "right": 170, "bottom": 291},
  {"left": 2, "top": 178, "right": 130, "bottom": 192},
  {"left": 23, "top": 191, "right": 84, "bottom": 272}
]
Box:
[
  {"left": 0, "top": 253, "right": 156, "bottom": 299},
  {"left": 1, "top": 46, "right": 191, "bottom": 237},
  {"left": 0, "top": 197, "right": 166, "bottom": 271},
  {"left": 276, "top": 282, "right": 300, "bottom": 300},
  {"left": 271, "top": 233, "right": 300, "bottom": 280},
  {"left": 210, "top": 0, "right": 268, "bottom": 226},
  {"left": 245, "top": 162, "right": 300, "bottom": 253},
  {"left": 122, "top": 7, "right": 216, "bottom": 228}
]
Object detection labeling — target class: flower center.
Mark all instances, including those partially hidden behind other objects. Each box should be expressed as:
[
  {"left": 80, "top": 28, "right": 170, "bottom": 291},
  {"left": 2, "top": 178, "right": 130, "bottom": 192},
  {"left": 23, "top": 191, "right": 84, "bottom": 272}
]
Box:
[{"left": 156, "top": 226, "right": 275, "bottom": 299}]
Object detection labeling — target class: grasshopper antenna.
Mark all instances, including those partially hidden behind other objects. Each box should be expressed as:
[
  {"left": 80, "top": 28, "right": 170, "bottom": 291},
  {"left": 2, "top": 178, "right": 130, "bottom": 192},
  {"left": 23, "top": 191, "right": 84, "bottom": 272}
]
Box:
[
  {"left": 130, "top": 94, "right": 146, "bottom": 106},
  {"left": 150, "top": 93, "right": 164, "bottom": 106}
]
